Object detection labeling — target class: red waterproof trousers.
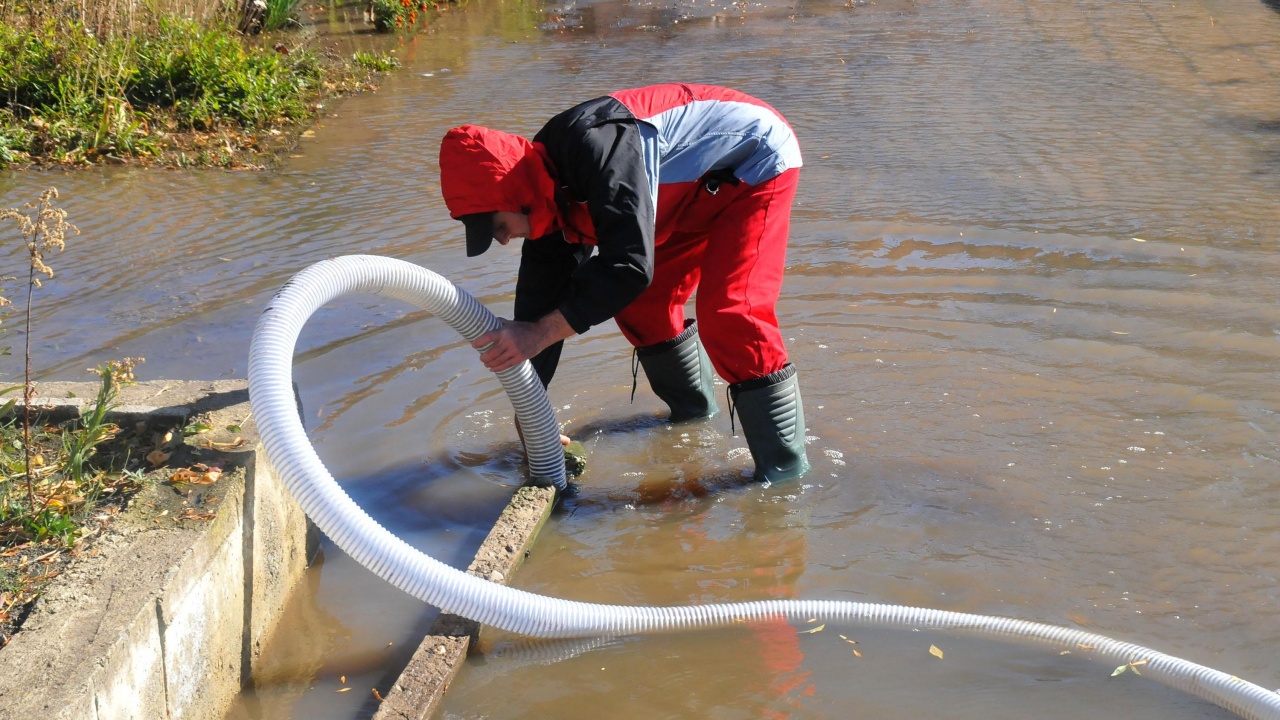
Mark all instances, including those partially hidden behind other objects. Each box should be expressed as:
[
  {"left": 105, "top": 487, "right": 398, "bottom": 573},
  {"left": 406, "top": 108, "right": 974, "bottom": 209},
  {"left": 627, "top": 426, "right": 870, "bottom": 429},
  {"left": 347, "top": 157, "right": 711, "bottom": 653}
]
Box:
[{"left": 614, "top": 168, "right": 801, "bottom": 385}]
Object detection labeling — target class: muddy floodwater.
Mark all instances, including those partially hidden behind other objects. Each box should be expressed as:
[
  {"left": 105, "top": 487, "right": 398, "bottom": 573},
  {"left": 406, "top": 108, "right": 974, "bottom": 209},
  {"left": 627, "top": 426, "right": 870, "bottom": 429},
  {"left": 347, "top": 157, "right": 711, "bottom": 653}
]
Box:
[{"left": 3, "top": 0, "right": 1280, "bottom": 717}]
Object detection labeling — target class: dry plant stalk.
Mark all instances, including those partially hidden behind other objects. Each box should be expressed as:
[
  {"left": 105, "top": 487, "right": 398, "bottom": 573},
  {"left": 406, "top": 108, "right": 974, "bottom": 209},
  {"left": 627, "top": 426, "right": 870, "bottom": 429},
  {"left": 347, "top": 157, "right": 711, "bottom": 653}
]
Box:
[
  {"left": 1, "top": 188, "right": 78, "bottom": 507},
  {"left": 5, "top": 0, "right": 230, "bottom": 38}
]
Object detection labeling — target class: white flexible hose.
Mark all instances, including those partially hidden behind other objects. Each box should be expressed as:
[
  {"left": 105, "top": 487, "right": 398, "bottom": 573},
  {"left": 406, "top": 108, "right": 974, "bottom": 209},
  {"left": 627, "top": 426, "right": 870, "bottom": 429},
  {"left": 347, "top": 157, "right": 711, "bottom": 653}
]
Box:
[{"left": 247, "top": 255, "right": 1280, "bottom": 720}]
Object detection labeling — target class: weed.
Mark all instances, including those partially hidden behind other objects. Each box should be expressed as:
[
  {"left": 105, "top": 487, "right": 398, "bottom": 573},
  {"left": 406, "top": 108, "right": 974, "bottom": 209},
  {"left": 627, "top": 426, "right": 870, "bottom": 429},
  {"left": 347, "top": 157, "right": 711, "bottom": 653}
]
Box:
[
  {"left": 67, "top": 358, "right": 143, "bottom": 484},
  {"left": 351, "top": 50, "right": 400, "bottom": 73},
  {"left": 262, "top": 0, "right": 302, "bottom": 32},
  {"left": 0, "top": 358, "right": 146, "bottom": 546},
  {"left": 1, "top": 188, "right": 75, "bottom": 508},
  {"left": 0, "top": 12, "right": 331, "bottom": 166}
]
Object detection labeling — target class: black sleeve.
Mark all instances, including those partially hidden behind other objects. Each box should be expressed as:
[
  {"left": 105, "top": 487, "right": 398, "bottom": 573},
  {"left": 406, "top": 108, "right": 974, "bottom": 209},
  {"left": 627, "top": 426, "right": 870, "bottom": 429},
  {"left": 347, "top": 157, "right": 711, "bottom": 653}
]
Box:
[
  {"left": 514, "top": 230, "right": 592, "bottom": 387},
  {"left": 551, "top": 121, "right": 656, "bottom": 334}
]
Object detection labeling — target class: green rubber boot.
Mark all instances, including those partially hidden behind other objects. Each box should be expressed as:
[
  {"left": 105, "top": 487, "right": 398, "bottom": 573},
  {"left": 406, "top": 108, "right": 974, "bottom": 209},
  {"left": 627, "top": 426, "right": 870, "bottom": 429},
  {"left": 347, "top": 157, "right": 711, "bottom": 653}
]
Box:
[
  {"left": 729, "top": 363, "right": 810, "bottom": 483},
  {"left": 635, "top": 320, "right": 719, "bottom": 422}
]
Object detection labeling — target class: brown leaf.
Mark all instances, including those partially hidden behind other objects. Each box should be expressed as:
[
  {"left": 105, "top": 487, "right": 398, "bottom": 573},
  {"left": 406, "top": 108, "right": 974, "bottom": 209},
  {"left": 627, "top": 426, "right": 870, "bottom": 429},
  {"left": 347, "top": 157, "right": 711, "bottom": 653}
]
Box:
[
  {"left": 176, "top": 508, "right": 216, "bottom": 522},
  {"left": 146, "top": 449, "right": 171, "bottom": 466},
  {"left": 172, "top": 467, "right": 221, "bottom": 485},
  {"left": 372, "top": 688, "right": 384, "bottom": 701}
]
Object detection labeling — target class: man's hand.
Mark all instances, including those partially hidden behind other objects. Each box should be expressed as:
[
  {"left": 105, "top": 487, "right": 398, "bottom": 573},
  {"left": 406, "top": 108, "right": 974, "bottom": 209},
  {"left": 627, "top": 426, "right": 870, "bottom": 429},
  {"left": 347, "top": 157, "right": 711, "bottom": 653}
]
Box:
[{"left": 472, "top": 311, "right": 575, "bottom": 373}]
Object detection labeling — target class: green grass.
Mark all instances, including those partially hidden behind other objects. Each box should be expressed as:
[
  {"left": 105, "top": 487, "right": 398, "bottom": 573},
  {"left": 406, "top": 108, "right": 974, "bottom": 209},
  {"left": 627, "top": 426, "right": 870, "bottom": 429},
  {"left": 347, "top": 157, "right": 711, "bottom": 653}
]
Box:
[
  {"left": 0, "top": 14, "right": 328, "bottom": 165},
  {"left": 352, "top": 50, "right": 401, "bottom": 73},
  {"left": 262, "top": 0, "right": 304, "bottom": 32}
]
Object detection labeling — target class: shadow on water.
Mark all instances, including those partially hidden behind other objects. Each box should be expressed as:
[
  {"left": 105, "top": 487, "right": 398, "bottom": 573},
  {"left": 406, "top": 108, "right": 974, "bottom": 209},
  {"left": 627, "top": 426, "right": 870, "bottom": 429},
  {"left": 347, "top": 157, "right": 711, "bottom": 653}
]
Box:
[
  {"left": 1212, "top": 114, "right": 1280, "bottom": 179},
  {"left": 231, "top": 547, "right": 436, "bottom": 720},
  {"left": 557, "top": 412, "right": 762, "bottom": 518}
]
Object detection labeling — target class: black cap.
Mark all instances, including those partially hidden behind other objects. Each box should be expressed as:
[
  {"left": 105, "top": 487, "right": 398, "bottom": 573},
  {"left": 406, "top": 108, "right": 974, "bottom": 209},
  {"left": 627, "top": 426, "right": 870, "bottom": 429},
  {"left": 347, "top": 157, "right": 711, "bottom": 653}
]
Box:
[{"left": 460, "top": 213, "right": 495, "bottom": 257}]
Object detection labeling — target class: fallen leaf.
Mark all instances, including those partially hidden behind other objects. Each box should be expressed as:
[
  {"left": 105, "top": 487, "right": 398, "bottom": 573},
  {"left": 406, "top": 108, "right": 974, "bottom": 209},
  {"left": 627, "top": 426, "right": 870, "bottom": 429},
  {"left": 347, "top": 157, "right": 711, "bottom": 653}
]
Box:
[
  {"left": 340, "top": 676, "right": 346, "bottom": 684},
  {"left": 929, "top": 644, "right": 944, "bottom": 659},
  {"left": 336, "top": 688, "right": 351, "bottom": 693},
  {"left": 172, "top": 467, "right": 222, "bottom": 485},
  {"left": 146, "top": 449, "right": 171, "bottom": 466},
  {"left": 852, "top": 649, "right": 862, "bottom": 657},
  {"left": 1132, "top": 237, "right": 1146, "bottom": 242},
  {"left": 372, "top": 688, "right": 384, "bottom": 701},
  {"left": 1078, "top": 644, "right": 1095, "bottom": 650},
  {"left": 799, "top": 624, "right": 825, "bottom": 634},
  {"left": 1112, "top": 664, "right": 1128, "bottom": 677}
]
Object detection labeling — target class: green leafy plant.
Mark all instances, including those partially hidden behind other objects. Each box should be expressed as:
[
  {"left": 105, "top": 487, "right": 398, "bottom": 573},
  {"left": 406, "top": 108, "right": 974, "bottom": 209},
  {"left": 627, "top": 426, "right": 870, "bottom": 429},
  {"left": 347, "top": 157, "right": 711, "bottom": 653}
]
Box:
[
  {"left": 351, "top": 50, "right": 400, "bottom": 73},
  {"left": 262, "top": 0, "right": 303, "bottom": 32},
  {"left": 65, "top": 358, "right": 142, "bottom": 485},
  {"left": 0, "top": 357, "right": 144, "bottom": 546}
]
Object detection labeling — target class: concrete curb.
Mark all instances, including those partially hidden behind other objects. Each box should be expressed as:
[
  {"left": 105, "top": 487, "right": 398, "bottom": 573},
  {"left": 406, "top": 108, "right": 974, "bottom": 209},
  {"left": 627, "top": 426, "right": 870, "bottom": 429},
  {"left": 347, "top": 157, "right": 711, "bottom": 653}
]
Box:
[
  {"left": 0, "top": 380, "right": 317, "bottom": 720},
  {"left": 371, "top": 485, "right": 557, "bottom": 720}
]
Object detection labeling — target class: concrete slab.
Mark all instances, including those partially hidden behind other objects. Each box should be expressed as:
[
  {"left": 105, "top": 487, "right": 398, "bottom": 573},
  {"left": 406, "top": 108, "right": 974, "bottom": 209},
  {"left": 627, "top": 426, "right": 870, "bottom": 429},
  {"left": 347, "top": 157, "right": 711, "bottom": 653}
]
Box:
[
  {"left": 371, "top": 485, "right": 558, "bottom": 720},
  {"left": 0, "top": 380, "right": 315, "bottom": 720}
]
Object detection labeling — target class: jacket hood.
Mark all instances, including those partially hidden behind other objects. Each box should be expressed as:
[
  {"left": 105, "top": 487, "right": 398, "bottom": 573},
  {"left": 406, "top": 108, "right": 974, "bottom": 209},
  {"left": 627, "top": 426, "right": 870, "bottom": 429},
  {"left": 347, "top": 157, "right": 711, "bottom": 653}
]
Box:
[{"left": 438, "top": 125, "right": 561, "bottom": 240}]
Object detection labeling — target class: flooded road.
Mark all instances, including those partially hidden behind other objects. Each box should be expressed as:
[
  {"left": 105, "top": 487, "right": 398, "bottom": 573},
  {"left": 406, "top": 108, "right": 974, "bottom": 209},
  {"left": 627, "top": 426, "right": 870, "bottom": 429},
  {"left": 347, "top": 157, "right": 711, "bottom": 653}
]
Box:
[{"left": 3, "top": 0, "right": 1279, "bottom": 717}]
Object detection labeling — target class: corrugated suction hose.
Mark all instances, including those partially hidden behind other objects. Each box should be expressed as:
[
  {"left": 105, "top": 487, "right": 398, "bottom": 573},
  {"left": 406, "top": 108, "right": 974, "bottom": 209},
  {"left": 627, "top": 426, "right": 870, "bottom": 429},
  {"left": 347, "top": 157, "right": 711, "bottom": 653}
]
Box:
[{"left": 247, "top": 255, "right": 1279, "bottom": 719}]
